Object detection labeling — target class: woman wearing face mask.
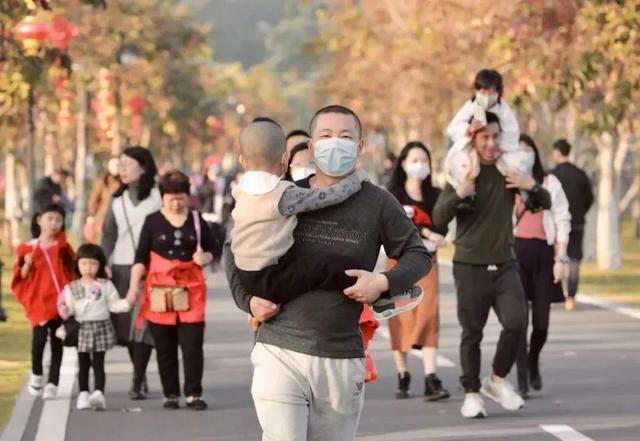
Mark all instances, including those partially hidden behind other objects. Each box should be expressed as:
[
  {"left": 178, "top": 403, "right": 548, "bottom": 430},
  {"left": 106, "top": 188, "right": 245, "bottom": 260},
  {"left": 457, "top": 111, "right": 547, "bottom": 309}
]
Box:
[
  {"left": 386, "top": 141, "right": 450, "bottom": 401},
  {"left": 285, "top": 142, "right": 316, "bottom": 182},
  {"left": 514, "top": 134, "right": 571, "bottom": 399},
  {"left": 101, "top": 146, "right": 162, "bottom": 400}
]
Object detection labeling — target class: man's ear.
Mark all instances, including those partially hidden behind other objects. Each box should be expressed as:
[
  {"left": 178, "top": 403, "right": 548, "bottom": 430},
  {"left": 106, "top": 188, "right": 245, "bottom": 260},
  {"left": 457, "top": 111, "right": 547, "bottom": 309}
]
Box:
[
  {"left": 238, "top": 154, "right": 249, "bottom": 171},
  {"left": 357, "top": 138, "right": 365, "bottom": 154}
]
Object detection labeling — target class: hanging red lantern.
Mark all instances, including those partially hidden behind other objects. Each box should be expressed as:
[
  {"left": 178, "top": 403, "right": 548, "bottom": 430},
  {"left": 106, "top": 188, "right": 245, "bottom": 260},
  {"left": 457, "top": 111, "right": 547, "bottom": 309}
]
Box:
[
  {"left": 14, "top": 15, "right": 52, "bottom": 55},
  {"left": 127, "top": 96, "right": 146, "bottom": 114},
  {"left": 48, "top": 16, "right": 79, "bottom": 52}
]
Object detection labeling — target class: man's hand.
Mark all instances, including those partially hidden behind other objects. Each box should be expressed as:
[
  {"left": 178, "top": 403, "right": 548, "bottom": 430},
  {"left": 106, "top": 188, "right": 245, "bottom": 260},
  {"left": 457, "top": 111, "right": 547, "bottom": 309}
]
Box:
[
  {"left": 343, "top": 270, "right": 388, "bottom": 304},
  {"left": 455, "top": 166, "right": 476, "bottom": 199},
  {"left": 250, "top": 296, "right": 280, "bottom": 322},
  {"left": 505, "top": 169, "right": 536, "bottom": 191}
]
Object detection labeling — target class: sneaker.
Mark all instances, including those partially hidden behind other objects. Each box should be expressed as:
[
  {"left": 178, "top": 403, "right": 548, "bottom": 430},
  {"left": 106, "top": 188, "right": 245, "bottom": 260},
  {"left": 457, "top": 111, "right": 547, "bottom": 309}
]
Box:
[
  {"left": 185, "top": 396, "right": 208, "bottom": 411},
  {"left": 42, "top": 383, "right": 58, "bottom": 400},
  {"left": 28, "top": 374, "right": 43, "bottom": 396},
  {"left": 89, "top": 390, "right": 106, "bottom": 410},
  {"left": 163, "top": 397, "right": 180, "bottom": 410},
  {"left": 395, "top": 372, "right": 411, "bottom": 399},
  {"left": 424, "top": 374, "right": 450, "bottom": 402},
  {"left": 76, "top": 391, "right": 91, "bottom": 410},
  {"left": 565, "top": 297, "right": 576, "bottom": 311},
  {"left": 480, "top": 376, "right": 524, "bottom": 411},
  {"left": 461, "top": 393, "right": 487, "bottom": 418},
  {"left": 371, "top": 286, "right": 423, "bottom": 320}
]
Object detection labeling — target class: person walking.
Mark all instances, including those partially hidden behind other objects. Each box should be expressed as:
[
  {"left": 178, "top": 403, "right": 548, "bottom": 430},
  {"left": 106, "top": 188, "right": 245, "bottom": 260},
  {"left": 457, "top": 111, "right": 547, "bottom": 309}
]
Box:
[
  {"left": 85, "top": 158, "right": 121, "bottom": 243},
  {"left": 386, "top": 141, "right": 449, "bottom": 401},
  {"left": 550, "top": 139, "right": 594, "bottom": 311},
  {"left": 101, "top": 146, "right": 161, "bottom": 400},
  {"left": 225, "top": 105, "right": 431, "bottom": 440},
  {"left": 128, "top": 170, "right": 218, "bottom": 410},
  {"left": 513, "top": 134, "right": 571, "bottom": 398},
  {"left": 433, "top": 112, "right": 551, "bottom": 419}
]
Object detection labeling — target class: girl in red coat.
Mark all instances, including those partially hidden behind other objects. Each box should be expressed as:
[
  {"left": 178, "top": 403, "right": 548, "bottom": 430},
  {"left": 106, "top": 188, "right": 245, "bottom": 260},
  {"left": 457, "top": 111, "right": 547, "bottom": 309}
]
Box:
[{"left": 12, "top": 204, "right": 75, "bottom": 399}]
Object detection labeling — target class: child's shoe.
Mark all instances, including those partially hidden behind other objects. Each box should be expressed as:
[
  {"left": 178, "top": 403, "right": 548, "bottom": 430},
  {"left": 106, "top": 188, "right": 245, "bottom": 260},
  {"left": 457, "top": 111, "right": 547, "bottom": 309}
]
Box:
[
  {"left": 76, "top": 391, "right": 91, "bottom": 410},
  {"left": 28, "top": 374, "right": 43, "bottom": 396},
  {"left": 42, "top": 383, "right": 58, "bottom": 400},
  {"left": 89, "top": 390, "right": 106, "bottom": 410},
  {"left": 371, "top": 286, "right": 423, "bottom": 320}
]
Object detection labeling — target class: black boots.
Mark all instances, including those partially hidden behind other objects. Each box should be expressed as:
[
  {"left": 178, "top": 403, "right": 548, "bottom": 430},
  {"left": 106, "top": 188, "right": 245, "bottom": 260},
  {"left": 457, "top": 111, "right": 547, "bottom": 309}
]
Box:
[
  {"left": 128, "top": 375, "right": 146, "bottom": 400},
  {"left": 424, "top": 374, "right": 450, "bottom": 401},
  {"left": 396, "top": 372, "right": 411, "bottom": 399},
  {"left": 529, "top": 360, "right": 542, "bottom": 391}
]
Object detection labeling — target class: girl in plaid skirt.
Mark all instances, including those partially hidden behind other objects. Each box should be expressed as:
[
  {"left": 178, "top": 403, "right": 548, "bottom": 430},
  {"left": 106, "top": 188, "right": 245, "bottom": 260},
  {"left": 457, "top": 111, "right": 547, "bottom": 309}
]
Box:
[{"left": 58, "top": 244, "right": 135, "bottom": 410}]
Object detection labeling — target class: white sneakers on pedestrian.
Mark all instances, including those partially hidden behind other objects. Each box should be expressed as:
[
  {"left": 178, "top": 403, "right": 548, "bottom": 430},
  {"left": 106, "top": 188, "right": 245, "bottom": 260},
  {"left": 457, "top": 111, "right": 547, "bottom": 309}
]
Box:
[
  {"left": 89, "top": 390, "right": 106, "bottom": 410},
  {"left": 42, "top": 383, "right": 58, "bottom": 400},
  {"left": 28, "top": 374, "right": 43, "bottom": 396},
  {"left": 76, "top": 391, "right": 91, "bottom": 410},
  {"left": 461, "top": 393, "right": 487, "bottom": 418},
  {"left": 480, "top": 375, "right": 524, "bottom": 411}
]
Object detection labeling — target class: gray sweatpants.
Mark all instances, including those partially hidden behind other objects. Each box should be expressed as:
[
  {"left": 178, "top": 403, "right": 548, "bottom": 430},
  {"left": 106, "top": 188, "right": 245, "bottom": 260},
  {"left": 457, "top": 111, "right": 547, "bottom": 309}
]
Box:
[{"left": 251, "top": 343, "right": 366, "bottom": 441}]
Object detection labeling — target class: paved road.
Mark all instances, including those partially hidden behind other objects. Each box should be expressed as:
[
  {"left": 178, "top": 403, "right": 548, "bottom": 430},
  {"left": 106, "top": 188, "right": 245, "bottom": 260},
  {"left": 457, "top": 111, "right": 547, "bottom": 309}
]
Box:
[{"left": 9, "top": 258, "right": 640, "bottom": 441}]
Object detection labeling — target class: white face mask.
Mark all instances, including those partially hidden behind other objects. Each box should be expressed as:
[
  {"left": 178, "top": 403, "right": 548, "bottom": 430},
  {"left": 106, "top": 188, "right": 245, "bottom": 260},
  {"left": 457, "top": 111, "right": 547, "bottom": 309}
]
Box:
[
  {"left": 403, "top": 162, "right": 430, "bottom": 180},
  {"left": 475, "top": 91, "right": 499, "bottom": 110},
  {"left": 290, "top": 165, "right": 316, "bottom": 182},
  {"left": 313, "top": 137, "right": 359, "bottom": 177}
]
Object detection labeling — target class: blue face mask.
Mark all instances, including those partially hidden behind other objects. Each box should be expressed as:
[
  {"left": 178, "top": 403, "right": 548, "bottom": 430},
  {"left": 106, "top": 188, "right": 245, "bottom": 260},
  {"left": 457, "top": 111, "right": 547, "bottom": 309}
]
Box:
[{"left": 313, "top": 137, "right": 359, "bottom": 177}]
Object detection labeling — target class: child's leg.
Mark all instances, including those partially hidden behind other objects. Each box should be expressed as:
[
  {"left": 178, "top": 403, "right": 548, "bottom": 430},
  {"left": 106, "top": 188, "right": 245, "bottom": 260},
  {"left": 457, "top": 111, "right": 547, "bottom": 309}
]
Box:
[
  {"left": 31, "top": 324, "right": 48, "bottom": 376},
  {"left": 237, "top": 251, "right": 359, "bottom": 304},
  {"left": 78, "top": 352, "right": 91, "bottom": 392},
  {"left": 91, "top": 352, "right": 106, "bottom": 392},
  {"left": 46, "top": 319, "right": 63, "bottom": 386}
]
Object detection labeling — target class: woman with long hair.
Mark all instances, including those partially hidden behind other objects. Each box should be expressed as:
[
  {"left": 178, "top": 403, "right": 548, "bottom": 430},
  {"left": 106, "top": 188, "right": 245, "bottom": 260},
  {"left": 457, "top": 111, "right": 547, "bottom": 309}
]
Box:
[
  {"left": 101, "top": 146, "right": 162, "bottom": 400},
  {"left": 514, "top": 134, "right": 571, "bottom": 398},
  {"left": 386, "top": 141, "right": 450, "bottom": 401}
]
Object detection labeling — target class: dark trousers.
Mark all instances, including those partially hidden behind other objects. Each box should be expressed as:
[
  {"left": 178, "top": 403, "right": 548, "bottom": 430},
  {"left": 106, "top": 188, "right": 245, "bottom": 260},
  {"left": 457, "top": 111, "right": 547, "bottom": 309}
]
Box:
[
  {"left": 149, "top": 321, "right": 205, "bottom": 398},
  {"left": 78, "top": 351, "right": 106, "bottom": 392},
  {"left": 237, "top": 249, "right": 358, "bottom": 304},
  {"left": 32, "top": 318, "right": 63, "bottom": 385},
  {"left": 453, "top": 262, "right": 526, "bottom": 393},
  {"left": 127, "top": 342, "right": 153, "bottom": 388},
  {"left": 567, "top": 229, "right": 584, "bottom": 298}
]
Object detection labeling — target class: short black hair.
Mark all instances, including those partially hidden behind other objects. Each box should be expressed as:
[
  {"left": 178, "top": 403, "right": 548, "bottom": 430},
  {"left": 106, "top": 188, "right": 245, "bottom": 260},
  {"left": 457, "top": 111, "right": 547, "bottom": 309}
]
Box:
[
  {"left": 485, "top": 111, "right": 502, "bottom": 131},
  {"left": 474, "top": 69, "right": 504, "bottom": 96},
  {"left": 553, "top": 139, "right": 572, "bottom": 156},
  {"left": 159, "top": 170, "right": 190, "bottom": 196},
  {"left": 286, "top": 129, "right": 310, "bottom": 140},
  {"left": 74, "top": 243, "right": 108, "bottom": 279},
  {"left": 252, "top": 116, "right": 282, "bottom": 128},
  {"left": 309, "top": 104, "right": 362, "bottom": 139},
  {"left": 31, "top": 203, "right": 66, "bottom": 238}
]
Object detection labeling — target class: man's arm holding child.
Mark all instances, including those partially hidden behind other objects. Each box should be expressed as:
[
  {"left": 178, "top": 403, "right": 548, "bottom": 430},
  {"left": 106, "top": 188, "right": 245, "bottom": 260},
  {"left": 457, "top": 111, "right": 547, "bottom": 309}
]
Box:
[{"left": 278, "top": 172, "right": 361, "bottom": 216}]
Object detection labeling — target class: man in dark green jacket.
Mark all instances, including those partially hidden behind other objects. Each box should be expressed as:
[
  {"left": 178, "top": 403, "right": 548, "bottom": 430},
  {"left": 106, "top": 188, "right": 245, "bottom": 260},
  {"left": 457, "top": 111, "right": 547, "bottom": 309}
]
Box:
[{"left": 433, "top": 112, "right": 551, "bottom": 419}]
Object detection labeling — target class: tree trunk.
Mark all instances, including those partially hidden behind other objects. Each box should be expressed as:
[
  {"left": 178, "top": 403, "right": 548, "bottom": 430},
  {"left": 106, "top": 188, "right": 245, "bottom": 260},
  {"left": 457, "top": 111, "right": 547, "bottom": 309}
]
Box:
[
  {"left": 72, "top": 87, "right": 90, "bottom": 237},
  {"left": 26, "top": 87, "right": 36, "bottom": 218},
  {"left": 595, "top": 132, "right": 622, "bottom": 269},
  {"left": 3, "top": 153, "right": 22, "bottom": 246}
]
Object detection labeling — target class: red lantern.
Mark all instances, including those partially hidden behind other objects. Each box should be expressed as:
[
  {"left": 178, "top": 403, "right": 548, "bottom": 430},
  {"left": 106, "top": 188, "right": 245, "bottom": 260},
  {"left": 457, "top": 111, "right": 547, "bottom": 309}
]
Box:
[
  {"left": 48, "top": 16, "right": 79, "bottom": 52},
  {"left": 14, "top": 15, "right": 51, "bottom": 55},
  {"left": 127, "top": 96, "right": 146, "bottom": 114}
]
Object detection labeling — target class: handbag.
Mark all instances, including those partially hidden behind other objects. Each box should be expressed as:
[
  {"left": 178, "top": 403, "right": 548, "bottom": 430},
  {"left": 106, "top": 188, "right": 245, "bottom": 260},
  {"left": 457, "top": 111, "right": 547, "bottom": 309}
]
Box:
[
  {"left": 149, "top": 211, "right": 202, "bottom": 313},
  {"left": 40, "top": 241, "right": 78, "bottom": 347}
]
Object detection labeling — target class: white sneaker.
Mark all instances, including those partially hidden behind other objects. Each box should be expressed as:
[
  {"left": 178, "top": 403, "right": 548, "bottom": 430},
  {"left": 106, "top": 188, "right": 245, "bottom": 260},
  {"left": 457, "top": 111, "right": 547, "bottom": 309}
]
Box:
[
  {"left": 76, "top": 391, "right": 91, "bottom": 410},
  {"left": 480, "top": 376, "right": 524, "bottom": 411},
  {"left": 461, "top": 393, "right": 487, "bottom": 418},
  {"left": 42, "top": 383, "right": 57, "bottom": 400},
  {"left": 89, "top": 390, "right": 106, "bottom": 410},
  {"left": 28, "top": 374, "right": 43, "bottom": 396}
]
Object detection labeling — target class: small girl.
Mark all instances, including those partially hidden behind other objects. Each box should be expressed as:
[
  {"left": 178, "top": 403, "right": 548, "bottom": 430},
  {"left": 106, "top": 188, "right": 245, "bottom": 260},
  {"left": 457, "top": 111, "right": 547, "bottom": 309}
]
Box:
[
  {"left": 445, "top": 69, "right": 534, "bottom": 210},
  {"left": 11, "top": 203, "right": 75, "bottom": 400},
  {"left": 58, "top": 244, "right": 134, "bottom": 410}
]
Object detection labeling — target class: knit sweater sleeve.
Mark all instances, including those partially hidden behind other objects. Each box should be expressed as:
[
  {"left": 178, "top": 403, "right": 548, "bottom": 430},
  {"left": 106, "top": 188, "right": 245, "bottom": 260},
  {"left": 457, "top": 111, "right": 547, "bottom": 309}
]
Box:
[
  {"left": 432, "top": 183, "right": 461, "bottom": 232},
  {"left": 278, "top": 172, "right": 362, "bottom": 215}
]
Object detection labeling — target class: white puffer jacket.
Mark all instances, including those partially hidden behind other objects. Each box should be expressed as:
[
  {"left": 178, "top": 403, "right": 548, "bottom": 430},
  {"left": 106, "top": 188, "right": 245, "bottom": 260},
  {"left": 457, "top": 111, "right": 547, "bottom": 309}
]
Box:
[{"left": 514, "top": 174, "right": 572, "bottom": 246}]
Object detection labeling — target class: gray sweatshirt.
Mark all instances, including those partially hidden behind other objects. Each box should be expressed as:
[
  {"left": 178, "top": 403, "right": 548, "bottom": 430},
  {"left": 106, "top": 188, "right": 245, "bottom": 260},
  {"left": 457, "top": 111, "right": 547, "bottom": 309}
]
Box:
[{"left": 224, "top": 180, "right": 431, "bottom": 359}]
